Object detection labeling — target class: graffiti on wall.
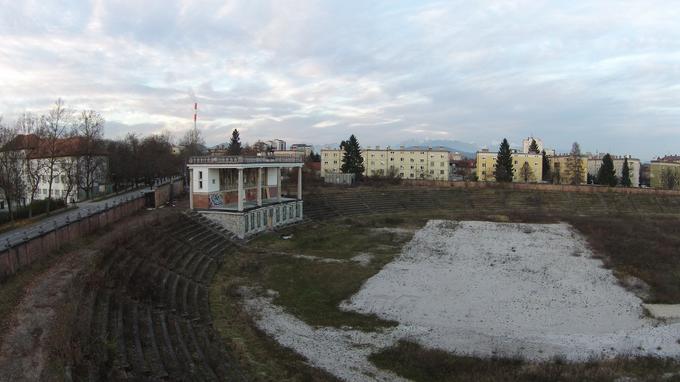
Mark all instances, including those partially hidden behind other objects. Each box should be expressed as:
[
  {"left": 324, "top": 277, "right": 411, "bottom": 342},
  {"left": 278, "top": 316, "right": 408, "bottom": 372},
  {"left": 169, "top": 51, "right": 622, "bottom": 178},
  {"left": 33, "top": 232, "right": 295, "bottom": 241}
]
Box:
[{"left": 209, "top": 192, "right": 224, "bottom": 207}]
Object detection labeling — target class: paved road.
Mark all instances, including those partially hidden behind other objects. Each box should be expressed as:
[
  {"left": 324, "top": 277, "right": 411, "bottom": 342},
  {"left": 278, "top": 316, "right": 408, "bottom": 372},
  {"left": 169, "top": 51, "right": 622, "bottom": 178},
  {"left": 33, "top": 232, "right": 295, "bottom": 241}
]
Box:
[{"left": 0, "top": 187, "right": 152, "bottom": 250}]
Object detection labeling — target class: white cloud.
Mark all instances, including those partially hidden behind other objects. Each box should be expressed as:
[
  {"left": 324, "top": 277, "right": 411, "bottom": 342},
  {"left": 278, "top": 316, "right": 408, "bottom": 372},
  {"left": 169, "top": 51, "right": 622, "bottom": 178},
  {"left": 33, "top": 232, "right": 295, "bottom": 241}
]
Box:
[{"left": 0, "top": 1, "right": 679, "bottom": 159}]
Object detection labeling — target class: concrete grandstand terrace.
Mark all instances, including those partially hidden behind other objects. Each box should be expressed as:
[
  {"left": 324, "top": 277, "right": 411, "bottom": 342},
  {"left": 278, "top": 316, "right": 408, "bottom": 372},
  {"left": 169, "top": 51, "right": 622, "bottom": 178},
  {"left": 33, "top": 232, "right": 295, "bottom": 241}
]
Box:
[
  {"left": 69, "top": 206, "right": 244, "bottom": 381},
  {"left": 302, "top": 184, "right": 680, "bottom": 220}
]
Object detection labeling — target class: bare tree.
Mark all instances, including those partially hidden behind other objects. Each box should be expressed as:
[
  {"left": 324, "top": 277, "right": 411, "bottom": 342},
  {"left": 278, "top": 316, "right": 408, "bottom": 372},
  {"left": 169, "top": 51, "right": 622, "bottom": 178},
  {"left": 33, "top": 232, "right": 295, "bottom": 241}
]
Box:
[
  {"left": 519, "top": 162, "right": 535, "bottom": 183},
  {"left": 75, "top": 110, "right": 106, "bottom": 199},
  {"left": 660, "top": 167, "right": 679, "bottom": 190},
  {"left": 16, "top": 113, "right": 44, "bottom": 217},
  {"left": 39, "top": 99, "right": 73, "bottom": 213},
  {"left": 60, "top": 156, "right": 79, "bottom": 204},
  {"left": 0, "top": 120, "right": 26, "bottom": 222},
  {"left": 565, "top": 142, "right": 584, "bottom": 185},
  {"left": 179, "top": 127, "right": 205, "bottom": 184}
]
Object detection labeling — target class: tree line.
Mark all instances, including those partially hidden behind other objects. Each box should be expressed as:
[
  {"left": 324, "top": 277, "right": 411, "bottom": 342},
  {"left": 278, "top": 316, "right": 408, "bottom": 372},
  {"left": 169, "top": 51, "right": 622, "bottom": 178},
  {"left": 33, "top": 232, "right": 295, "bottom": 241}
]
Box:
[{"left": 0, "top": 100, "right": 190, "bottom": 222}]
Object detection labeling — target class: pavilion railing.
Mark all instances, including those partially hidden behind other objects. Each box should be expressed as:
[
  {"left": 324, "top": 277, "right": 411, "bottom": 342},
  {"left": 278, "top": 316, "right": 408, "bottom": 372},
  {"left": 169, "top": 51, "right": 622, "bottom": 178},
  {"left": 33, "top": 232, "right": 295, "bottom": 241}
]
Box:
[{"left": 189, "top": 155, "right": 305, "bottom": 165}]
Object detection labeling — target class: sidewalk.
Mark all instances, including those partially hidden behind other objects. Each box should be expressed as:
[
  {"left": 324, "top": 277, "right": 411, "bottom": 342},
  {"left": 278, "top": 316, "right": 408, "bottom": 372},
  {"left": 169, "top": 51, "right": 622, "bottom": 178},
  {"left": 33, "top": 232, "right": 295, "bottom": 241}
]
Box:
[{"left": 0, "top": 187, "right": 151, "bottom": 250}]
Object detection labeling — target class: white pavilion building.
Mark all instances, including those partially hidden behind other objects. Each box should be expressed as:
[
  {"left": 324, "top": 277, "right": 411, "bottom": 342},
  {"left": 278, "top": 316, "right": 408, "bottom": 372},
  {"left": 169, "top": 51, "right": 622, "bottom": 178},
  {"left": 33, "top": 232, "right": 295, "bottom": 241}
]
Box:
[{"left": 187, "top": 154, "right": 304, "bottom": 238}]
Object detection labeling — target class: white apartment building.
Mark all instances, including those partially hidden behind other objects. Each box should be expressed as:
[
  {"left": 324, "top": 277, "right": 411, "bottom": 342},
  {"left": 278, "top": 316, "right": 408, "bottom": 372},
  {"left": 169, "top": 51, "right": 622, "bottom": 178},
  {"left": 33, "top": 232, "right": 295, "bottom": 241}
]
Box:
[
  {"left": 6, "top": 134, "right": 108, "bottom": 205},
  {"left": 587, "top": 154, "right": 641, "bottom": 187}
]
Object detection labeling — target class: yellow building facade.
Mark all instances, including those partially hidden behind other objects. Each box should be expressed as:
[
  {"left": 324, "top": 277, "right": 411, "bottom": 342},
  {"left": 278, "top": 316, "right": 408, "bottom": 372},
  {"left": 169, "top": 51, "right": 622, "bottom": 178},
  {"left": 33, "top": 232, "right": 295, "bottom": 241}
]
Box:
[
  {"left": 321, "top": 147, "right": 450, "bottom": 181},
  {"left": 475, "top": 151, "right": 542, "bottom": 183},
  {"left": 650, "top": 161, "right": 680, "bottom": 189},
  {"left": 548, "top": 155, "right": 588, "bottom": 184}
]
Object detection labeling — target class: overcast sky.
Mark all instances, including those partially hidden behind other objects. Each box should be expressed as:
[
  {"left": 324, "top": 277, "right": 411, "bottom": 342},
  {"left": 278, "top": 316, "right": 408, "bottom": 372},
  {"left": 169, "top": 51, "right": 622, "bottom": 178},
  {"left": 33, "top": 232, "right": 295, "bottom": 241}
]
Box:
[{"left": 1, "top": 1, "right": 679, "bottom": 160}]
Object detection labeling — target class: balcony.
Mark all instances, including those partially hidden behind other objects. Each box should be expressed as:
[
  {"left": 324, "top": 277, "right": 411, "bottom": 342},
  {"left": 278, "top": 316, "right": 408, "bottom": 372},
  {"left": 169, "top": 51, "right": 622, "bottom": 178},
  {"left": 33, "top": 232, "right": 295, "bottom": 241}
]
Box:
[{"left": 188, "top": 155, "right": 304, "bottom": 165}]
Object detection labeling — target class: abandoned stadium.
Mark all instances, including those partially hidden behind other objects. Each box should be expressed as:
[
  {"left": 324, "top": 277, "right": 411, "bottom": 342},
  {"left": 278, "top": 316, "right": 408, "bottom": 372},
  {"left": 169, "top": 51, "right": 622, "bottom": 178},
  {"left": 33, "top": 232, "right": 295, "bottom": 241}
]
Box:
[{"left": 1, "top": 183, "right": 680, "bottom": 381}]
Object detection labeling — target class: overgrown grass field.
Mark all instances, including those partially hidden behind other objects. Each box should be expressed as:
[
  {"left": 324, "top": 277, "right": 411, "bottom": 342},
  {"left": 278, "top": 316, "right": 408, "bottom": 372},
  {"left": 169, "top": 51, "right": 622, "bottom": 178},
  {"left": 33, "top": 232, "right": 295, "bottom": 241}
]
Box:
[{"left": 211, "top": 187, "right": 680, "bottom": 381}]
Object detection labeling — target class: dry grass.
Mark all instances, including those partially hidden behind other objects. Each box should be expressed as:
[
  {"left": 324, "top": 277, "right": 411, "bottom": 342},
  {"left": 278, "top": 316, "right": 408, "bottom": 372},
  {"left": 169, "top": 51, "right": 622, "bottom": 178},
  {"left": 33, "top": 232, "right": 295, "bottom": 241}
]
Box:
[
  {"left": 370, "top": 340, "right": 680, "bottom": 382},
  {"left": 567, "top": 215, "right": 680, "bottom": 303}
]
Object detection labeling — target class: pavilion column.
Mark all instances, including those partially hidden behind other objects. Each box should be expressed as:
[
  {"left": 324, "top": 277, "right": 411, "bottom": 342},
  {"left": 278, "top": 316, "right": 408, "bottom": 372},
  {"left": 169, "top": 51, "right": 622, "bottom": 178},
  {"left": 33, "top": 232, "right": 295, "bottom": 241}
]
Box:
[
  {"left": 297, "top": 166, "right": 302, "bottom": 200},
  {"left": 189, "top": 169, "right": 194, "bottom": 210},
  {"left": 276, "top": 167, "right": 281, "bottom": 201},
  {"left": 237, "top": 168, "right": 244, "bottom": 212},
  {"left": 257, "top": 168, "right": 263, "bottom": 206}
]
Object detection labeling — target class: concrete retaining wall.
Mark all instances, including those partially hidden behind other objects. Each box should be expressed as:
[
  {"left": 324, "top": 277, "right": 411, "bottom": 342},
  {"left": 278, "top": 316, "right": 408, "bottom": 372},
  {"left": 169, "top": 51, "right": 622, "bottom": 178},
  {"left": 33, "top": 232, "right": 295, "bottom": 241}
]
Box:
[
  {"left": 0, "top": 196, "right": 146, "bottom": 280},
  {"left": 154, "top": 178, "right": 186, "bottom": 207}
]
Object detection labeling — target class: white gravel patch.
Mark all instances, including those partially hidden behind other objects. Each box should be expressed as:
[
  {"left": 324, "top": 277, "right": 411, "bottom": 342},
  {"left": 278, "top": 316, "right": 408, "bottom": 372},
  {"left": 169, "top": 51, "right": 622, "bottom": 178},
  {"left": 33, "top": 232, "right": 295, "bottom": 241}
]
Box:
[
  {"left": 241, "top": 288, "right": 415, "bottom": 382},
  {"left": 351, "top": 253, "right": 374, "bottom": 266},
  {"left": 342, "top": 220, "right": 680, "bottom": 361},
  {"left": 244, "top": 220, "right": 680, "bottom": 382}
]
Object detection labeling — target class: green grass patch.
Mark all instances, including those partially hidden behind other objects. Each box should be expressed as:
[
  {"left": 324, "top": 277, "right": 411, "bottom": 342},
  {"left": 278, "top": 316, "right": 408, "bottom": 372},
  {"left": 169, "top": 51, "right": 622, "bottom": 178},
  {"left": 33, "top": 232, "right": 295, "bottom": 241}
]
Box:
[
  {"left": 258, "top": 256, "right": 396, "bottom": 329},
  {"left": 249, "top": 216, "right": 416, "bottom": 260},
  {"left": 370, "top": 340, "right": 680, "bottom": 382},
  {"left": 210, "top": 255, "right": 341, "bottom": 382}
]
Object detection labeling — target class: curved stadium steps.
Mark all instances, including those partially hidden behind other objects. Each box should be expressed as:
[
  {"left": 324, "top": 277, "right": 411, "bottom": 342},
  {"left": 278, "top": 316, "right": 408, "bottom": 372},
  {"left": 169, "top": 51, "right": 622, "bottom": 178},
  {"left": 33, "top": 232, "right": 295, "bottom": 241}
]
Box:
[
  {"left": 303, "top": 187, "right": 680, "bottom": 220},
  {"left": 74, "top": 213, "right": 243, "bottom": 381}
]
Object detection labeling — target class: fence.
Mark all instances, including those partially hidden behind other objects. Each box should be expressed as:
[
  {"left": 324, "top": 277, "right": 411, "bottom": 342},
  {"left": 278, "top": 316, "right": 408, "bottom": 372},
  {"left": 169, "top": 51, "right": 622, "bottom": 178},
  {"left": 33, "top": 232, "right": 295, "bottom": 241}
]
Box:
[
  {"left": 323, "top": 173, "right": 356, "bottom": 185},
  {"left": 0, "top": 178, "right": 186, "bottom": 280},
  {"left": 0, "top": 196, "right": 145, "bottom": 280},
  {"left": 404, "top": 179, "right": 680, "bottom": 196}
]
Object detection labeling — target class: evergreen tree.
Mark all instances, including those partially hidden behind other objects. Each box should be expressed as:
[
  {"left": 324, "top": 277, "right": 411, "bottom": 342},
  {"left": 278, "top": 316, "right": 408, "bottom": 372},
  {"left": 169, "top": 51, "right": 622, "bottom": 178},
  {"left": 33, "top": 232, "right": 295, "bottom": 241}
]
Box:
[
  {"left": 227, "top": 129, "right": 242, "bottom": 155},
  {"left": 565, "top": 142, "right": 584, "bottom": 185},
  {"left": 541, "top": 150, "right": 551, "bottom": 182},
  {"left": 495, "top": 138, "right": 514, "bottom": 182},
  {"left": 597, "top": 153, "right": 617, "bottom": 187},
  {"left": 620, "top": 157, "right": 632, "bottom": 187},
  {"left": 340, "top": 134, "right": 365, "bottom": 178},
  {"left": 528, "top": 139, "right": 540, "bottom": 154}
]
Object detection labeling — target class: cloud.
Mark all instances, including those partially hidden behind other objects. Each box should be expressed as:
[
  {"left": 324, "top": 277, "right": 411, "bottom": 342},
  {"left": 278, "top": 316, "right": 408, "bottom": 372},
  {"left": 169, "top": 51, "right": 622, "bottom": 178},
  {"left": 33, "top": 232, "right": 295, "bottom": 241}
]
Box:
[{"left": 0, "top": 1, "right": 679, "bottom": 160}]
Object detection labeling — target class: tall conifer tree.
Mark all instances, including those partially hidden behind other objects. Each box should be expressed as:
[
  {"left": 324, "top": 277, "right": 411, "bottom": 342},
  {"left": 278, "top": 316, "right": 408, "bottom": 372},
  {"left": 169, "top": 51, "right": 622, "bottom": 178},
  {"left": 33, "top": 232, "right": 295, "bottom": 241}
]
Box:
[
  {"left": 620, "top": 157, "right": 632, "bottom": 187},
  {"left": 528, "top": 139, "right": 539, "bottom": 154},
  {"left": 340, "top": 134, "right": 365, "bottom": 178},
  {"left": 495, "top": 138, "right": 514, "bottom": 182},
  {"left": 227, "top": 129, "right": 242, "bottom": 155},
  {"left": 597, "top": 153, "right": 617, "bottom": 187}
]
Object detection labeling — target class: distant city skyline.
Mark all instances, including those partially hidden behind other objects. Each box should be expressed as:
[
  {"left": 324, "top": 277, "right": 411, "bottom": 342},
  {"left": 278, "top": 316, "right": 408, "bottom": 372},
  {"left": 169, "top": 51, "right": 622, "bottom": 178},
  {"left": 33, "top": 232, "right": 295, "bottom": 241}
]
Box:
[{"left": 1, "top": 1, "right": 680, "bottom": 161}]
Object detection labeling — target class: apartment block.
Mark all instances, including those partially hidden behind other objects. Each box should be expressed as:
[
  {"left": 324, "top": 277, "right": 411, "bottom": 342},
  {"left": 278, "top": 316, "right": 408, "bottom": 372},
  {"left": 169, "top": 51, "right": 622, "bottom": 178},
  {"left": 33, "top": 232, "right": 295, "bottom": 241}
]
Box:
[
  {"left": 476, "top": 150, "right": 542, "bottom": 183},
  {"left": 321, "top": 146, "right": 450, "bottom": 181}
]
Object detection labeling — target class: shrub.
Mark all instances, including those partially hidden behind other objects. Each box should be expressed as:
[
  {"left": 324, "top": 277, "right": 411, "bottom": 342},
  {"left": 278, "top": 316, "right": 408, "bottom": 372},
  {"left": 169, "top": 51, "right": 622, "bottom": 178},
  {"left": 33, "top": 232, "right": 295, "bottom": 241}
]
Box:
[{"left": 0, "top": 198, "right": 67, "bottom": 225}]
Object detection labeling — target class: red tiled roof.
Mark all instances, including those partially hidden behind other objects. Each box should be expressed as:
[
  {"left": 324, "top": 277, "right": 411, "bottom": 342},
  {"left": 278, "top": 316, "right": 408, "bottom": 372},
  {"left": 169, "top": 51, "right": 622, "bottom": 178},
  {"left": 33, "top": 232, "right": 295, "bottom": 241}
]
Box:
[{"left": 4, "top": 134, "right": 107, "bottom": 158}]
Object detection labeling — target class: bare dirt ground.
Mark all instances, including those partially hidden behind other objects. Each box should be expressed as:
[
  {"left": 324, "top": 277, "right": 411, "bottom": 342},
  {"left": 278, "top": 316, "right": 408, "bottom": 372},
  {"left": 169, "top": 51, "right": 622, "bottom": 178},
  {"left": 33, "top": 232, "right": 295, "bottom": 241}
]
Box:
[
  {"left": 0, "top": 247, "right": 92, "bottom": 382},
  {"left": 0, "top": 205, "right": 175, "bottom": 382}
]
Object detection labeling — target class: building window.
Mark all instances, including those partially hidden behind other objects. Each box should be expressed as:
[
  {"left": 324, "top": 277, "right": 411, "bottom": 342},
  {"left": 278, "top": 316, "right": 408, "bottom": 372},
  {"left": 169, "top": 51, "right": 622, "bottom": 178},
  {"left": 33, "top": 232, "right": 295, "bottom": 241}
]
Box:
[
  {"left": 212, "top": 179, "right": 215, "bottom": 184},
  {"left": 199, "top": 181, "right": 203, "bottom": 189},
  {"left": 440, "top": 170, "right": 444, "bottom": 174},
  {"left": 199, "top": 171, "right": 203, "bottom": 180}
]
